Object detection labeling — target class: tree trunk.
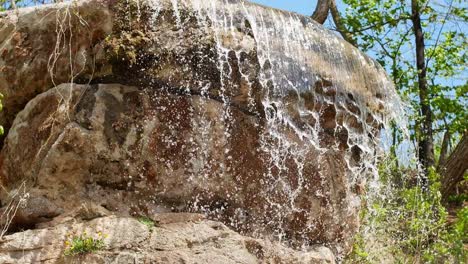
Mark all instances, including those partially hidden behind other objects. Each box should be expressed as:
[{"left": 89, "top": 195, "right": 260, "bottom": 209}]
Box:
[
  {"left": 311, "top": 0, "right": 329, "bottom": 24},
  {"left": 440, "top": 132, "right": 468, "bottom": 200},
  {"left": 437, "top": 128, "right": 451, "bottom": 169},
  {"left": 411, "top": 0, "right": 434, "bottom": 186},
  {"left": 310, "top": 0, "right": 356, "bottom": 46}
]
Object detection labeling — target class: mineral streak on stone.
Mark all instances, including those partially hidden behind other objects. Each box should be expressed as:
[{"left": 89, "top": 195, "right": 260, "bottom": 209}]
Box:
[{"left": 0, "top": 0, "right": 403, "bottom": 260}]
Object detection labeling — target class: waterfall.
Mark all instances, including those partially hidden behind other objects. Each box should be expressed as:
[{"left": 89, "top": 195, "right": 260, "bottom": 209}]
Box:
[
  {"left": 0, "top": 0, "right": 441, "bottom": 262},
  {"left": 122, "top": 0, "right": 407, "bottom": 253}
]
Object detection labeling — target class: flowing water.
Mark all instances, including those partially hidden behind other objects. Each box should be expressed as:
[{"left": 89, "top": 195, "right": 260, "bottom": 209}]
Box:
[
  {"left": 15, "top": 0, "right": 413, "bottom": 257},
  {"left": 0, "top": 0, "right": 433, "bottom": 262},
  {"left": 137, "top": 0, "right": 409, "bottom": 252}
]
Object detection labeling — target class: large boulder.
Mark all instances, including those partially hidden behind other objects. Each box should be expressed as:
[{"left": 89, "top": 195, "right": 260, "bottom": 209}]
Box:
[
  {"left": 0, "top": 0, "right": 401, "bottom": 258},
  {"left": 0, "top": 0, "right": 395, "bottom": 134},
  {"left": 1, "top": 82, "right": 369, "bottom": 255},
  {"left": 0, "top": 0, "right": 113, "bottom": 134}
]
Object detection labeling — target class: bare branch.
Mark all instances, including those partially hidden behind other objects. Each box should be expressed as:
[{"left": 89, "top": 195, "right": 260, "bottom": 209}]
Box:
[
  {"left": 329, "top": 0, "right": 357, "bottom": 46},
  {"left": 311, "top": 0, "right": 329, "bottom": 24},
  {"left": 437, "top": 126, "right": 451, "bottom": 169}
]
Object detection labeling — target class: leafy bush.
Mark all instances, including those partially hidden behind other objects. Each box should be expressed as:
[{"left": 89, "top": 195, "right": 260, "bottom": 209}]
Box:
[
  {"left": 346, "top": 165, "right": 467, "bottom": 263},
  {"left": 426, "top": 207, "right": 467, "bottom": 263},
  {"left": 64, "top": 231, "right": 105, "bottom": 256}
]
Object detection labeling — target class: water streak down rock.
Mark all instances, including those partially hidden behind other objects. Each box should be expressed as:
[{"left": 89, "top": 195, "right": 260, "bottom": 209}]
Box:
[{"left": 0, "top": 0, "right": 401, "bottom": 259}]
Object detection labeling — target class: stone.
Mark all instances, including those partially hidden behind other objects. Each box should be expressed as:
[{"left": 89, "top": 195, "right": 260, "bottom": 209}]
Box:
[
  {"left": 0, "top": 215, "right": 335, "bottom": 264},
  {"left": 0, "top": 0, "right": 395, "bottom": 136},
  {"left": 0, "top": 83, "right": 358, "bottom": 254},
  {"left": 0, "top": 0, "right": 113, "bottom": 135}
]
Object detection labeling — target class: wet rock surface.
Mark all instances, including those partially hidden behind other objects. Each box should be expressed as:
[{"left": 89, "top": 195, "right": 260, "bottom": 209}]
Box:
[
  {"left": 0, "top": 0, "right": 393, "bottom": 135},
  {"left": 1, "top": 83, "right": 358, "bottom": 252}
]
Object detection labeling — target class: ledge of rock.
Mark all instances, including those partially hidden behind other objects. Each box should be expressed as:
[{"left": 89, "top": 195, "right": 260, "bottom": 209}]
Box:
[
  {"left": 0, "top": 213, "right": 335, "bottom": 264},
  {"left": 0, "top": 0, "right": 395, "bottom": 137}
]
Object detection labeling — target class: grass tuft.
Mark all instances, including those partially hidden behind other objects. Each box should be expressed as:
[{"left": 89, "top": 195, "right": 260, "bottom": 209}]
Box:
[
  {"left": 64, "top": 232, "right": 105, "bottom": 256},
  {"left": 138, "top": 216, "right": 155, "bottom": 231}
]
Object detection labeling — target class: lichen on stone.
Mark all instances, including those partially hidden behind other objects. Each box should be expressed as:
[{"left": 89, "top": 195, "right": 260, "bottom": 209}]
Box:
[{"left": 104, "top": 30, "right": 150, "bottom": 65}]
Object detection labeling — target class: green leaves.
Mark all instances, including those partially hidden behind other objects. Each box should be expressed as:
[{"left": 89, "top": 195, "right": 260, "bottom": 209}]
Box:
[
  {"left": 357, "top": 165, "right": 467, "bottom": 262},
  {"left": 138, "top": 216, "right": 155, "bottom": 231},
  {"left": 341, "top": 0, "right": 467, "bottom": 163},
  {"left": 64, "top": 232, "right": 105, "bottom": 256}
]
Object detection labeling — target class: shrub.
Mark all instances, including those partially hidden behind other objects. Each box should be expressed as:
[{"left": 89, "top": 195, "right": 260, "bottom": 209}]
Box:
[{"left": 346, "top": 164, "right": 467, "bottom": 263}]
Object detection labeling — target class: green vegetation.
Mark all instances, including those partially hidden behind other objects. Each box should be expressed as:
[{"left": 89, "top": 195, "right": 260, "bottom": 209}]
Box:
[
  {"left": 346, "top": 166, "right": 467, "bottom": 263},
  {"left": 388, "top": 174, "right": 466, "bottom": 263},
  {"left": 348, "top": 234, "right": 369, "bottom": 263},
  {"left": 105, "top": 30, "right": 150, "bottom": 65},
  {"left": 138, "top": 216, "right": 155, "bottom": 231},
  {"left": 64, "top": 232, "right": 105, "bottom": 256}
]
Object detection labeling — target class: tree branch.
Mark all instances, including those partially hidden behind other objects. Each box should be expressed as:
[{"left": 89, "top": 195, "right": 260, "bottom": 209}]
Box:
[
  {"left": 310, "top": 0, "right": 356, "bottom": 46},
  {"left": 349, "top": 16, "right": 411, "bottom": 34},
  {"left": 440, "top": 132, "right": 468, "bottom": 200},
  {"left": 329, "top": 0, "right": 357, "bottom": 47},
  {"left": 311, "top": 0, "right": 329, "bottom": 24},
  {"left": 437, "top": 126, "right": 451, "bottom": 169}
]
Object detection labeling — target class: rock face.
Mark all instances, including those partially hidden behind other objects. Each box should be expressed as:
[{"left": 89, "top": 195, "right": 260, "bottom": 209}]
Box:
[
  {"left": 0, "top": 0, "right": 113, "bottom": 134},
  {"left": 1, "top": 83, "right": 358, "bottom": 250},
  {"left": 0, "top": 213, "right": 335, "bottom": 264},
  {"left": 0, "top": 0, "right": 401, "bottom": 260}
]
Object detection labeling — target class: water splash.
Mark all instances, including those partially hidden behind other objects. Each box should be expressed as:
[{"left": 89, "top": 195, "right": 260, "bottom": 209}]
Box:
[{"left": 123, "top": 0, "right": 407, "bottom": 254}]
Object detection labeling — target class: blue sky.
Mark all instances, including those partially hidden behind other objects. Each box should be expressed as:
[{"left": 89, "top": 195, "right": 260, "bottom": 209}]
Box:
[
  {"left": 249, "top": 0, "right": 314, "bottom": 15},
  {"left": 5, "top": 0, "right": 317, "bottom": 16}
]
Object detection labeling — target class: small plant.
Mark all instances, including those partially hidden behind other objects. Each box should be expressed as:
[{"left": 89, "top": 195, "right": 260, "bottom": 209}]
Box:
[
  {"left": 64, "top": 231, "right": 105, "bottom": 256},
  {"left": 348, "top": 233, "right": 370, "bottom": 263},
  {"left": 138, "top": 216, "right": 155, "bottom": 231}
]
